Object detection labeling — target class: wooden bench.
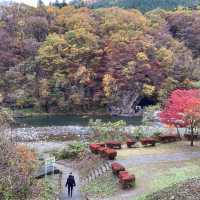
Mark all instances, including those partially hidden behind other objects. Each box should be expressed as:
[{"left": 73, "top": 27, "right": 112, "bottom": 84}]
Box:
[
  {"left": 89, "top": 144, "right": 101, "bottom": 154},
  {"left": 111, "top": 162, "right": 125, "bottom": 176},
  {"left": 106, "top": 141, "right": 122, "bottom": 149},
  {"left": 89, "top": 143, "right": 105, "bottom": 154},
  {"left": 119, "top": 171, "right": 135, "bottom": 189},
  {"left": 103, "top": 148, "right": 117, "bottom": 160},
  {"left": 126, "top": 139, "right": 137, "bottom": 148},
  {"left": 140, "top": 137, "right": 157, "bottom": 146},
  {"left": 97, "top": 147, "right": 108, "bottom": 156}
]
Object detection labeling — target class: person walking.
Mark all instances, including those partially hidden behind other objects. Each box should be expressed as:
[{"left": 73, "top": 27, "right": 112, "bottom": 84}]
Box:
[{"left": 66, "top": 172, "right": 76, "bottom": 198}]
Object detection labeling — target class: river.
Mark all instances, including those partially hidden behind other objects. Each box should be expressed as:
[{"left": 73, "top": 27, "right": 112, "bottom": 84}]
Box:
[
  {"left": 15, "top": 114, "right": 142, "bottom": 127},
  {"left": 13, "top": 115, "right": 142, "bottom": 141}
]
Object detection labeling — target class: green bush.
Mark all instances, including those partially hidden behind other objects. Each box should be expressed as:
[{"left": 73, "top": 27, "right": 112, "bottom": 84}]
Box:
[
  {"left": 153, "top": 131, "right": 162, "bottom": 137},
  {"left": 142, "top": 104, "right": 160, "bottom": 126},
  {"left": 53, "top": 142, "right": 86, "bottom": 160},
  {"left": 132, "top": 127, "right": 145, "bottom": 140},
  {"left": 89, "top": 119, "right": 127, "bottom": 142}
]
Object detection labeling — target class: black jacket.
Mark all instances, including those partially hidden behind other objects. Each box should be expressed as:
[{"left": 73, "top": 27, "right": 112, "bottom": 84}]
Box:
[{"left": 66, "top": 175, "right": 76, "bottom": 187}]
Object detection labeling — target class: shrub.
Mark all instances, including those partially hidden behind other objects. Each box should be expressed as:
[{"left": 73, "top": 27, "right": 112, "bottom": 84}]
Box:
[
  {"left": 54, "top": 142, "right": 86, "bottom": 160},
  {"left": 153, "top": 131, "right": 162, "bottom": 137},
  {"left": 142, "top": 104, "right": 161, "bottom": 125},
  {"left": 132, "top": 126, "right": 145, "bottom": 140},
  {"left": 89, "top": 119, "right": 126, "bottom": 142},
  {"left": 0, "top": 135, "right": 38, "bottom": 200}
]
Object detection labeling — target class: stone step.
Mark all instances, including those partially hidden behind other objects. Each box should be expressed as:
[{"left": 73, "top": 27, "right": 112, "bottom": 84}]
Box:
[{"left": 81, "top": 161, "right": 113, "bottom": 184}]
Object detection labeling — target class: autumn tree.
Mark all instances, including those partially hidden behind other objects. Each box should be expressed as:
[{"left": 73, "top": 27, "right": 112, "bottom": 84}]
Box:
[
  {"left": 1, "top": 3, "right": 200, "bottom": 115},
  {"left": 25, "top": 16, "right": 48, "bottom": 42},
  {"left": 160, "top": 89, "right": 200, "bottom": 146}
]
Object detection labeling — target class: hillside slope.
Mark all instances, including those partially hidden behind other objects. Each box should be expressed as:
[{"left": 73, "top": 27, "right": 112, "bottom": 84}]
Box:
[{"left": 1, "top": 4, "right": 200, "bottom": 115}]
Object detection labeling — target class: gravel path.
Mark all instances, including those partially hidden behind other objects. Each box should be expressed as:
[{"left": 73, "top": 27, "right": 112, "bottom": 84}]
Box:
[{"left": 55, "top": 162, "right": 83, "bottom": 200}]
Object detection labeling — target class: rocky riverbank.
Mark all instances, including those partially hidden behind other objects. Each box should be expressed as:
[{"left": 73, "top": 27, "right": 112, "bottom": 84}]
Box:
[
  {"left": 13, "top": 126, "right": 91, "bottom": 142},
  {"left": 12, "top": 125, "right": 181, "bottom": 142}
]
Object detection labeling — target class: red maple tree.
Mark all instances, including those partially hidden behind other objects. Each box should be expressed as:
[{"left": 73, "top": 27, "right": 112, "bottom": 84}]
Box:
[{"left": 160, "top": 89, "right": 200, "bottom": 146}]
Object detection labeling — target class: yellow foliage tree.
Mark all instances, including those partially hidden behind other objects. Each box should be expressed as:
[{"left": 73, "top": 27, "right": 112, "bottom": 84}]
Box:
[
  {"left": 103, "top": 74, "right": 116, "bottom": 97},
  {"left": 143, "top": 84, "right": 155, "bottom": 96},
  {"left": 136, "top": 52, "right": 149, "bottom": 62},
  {"left": 157, "top": 47, "right": 174, "bottom": 68}
]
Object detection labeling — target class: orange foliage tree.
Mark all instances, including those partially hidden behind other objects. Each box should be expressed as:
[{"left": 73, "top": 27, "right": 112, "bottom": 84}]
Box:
[{"left": 0, "top": 136, "right": 38, "bottom": 199}]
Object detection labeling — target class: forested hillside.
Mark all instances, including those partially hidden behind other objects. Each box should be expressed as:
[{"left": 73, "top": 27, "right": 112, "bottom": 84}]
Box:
[
  {"left": 1, "top": 3, "right": 200, "bottom": 116},
  {"left": 73, "top": 0, "right": 200, "bottom": 12}
]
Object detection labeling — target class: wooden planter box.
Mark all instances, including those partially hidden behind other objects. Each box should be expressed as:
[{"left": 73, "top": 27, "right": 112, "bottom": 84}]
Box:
[
  {"left": 126, "top": 139, "right": 137, "bottom": 148},
  {"left": 111, "top": 162, "right": 125, "bottom": 175},
  {"left": 106, "top": 141, "right": 122, "bottom": 149},
  {"left": 140, "top": 137, "right": 157, "bottom": 146},
  {"left": 119, "top": 171, "right": 135, "bottom": 189}
]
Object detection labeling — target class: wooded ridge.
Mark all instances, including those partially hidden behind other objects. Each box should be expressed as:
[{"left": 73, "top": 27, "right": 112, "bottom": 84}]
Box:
[{"left": 0, "top": 3, "right": 200, "bottom": 115}]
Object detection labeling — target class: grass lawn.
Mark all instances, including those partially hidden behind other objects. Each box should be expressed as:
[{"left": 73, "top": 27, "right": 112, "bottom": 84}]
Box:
[
  {"left": 81, "top": 172, "right": 119, "bottom": 199},
  {"left": 127, "top": 160, "right": 200, "bottom": 200},
  {"left": 35, "top": 174, "right": 61, "bottom": 200}
]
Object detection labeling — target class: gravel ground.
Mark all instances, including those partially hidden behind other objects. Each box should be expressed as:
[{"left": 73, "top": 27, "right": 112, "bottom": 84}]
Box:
[
  {"left": 146, "top": 178, "right": 200, "bottom": 200},
  {"left": 21, "top": 141, "right": 73, "bottom": 153}
]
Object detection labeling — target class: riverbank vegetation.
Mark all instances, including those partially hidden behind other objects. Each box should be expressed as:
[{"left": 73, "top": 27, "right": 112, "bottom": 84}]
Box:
[{"left": 1, "top": 3, "right": 200, "bottom": 116}]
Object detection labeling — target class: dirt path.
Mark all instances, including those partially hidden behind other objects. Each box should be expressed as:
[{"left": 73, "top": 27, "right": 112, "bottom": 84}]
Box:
[{"left": 55, "top": 162, "right": 83, "bottom": 200}]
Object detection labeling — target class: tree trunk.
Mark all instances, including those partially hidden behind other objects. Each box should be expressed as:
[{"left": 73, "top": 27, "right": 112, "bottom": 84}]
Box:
[
  {"left": 176, "top": 126, "right": 181, "bottom": 139},
  {"left": 191, "top": 125, "right": 194, "bottom": 147}
]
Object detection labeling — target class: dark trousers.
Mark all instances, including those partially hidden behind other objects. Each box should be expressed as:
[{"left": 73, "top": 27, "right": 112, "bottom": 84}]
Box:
[{"left": 68, "top": 185, "right": 73, "bottom": 197}]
